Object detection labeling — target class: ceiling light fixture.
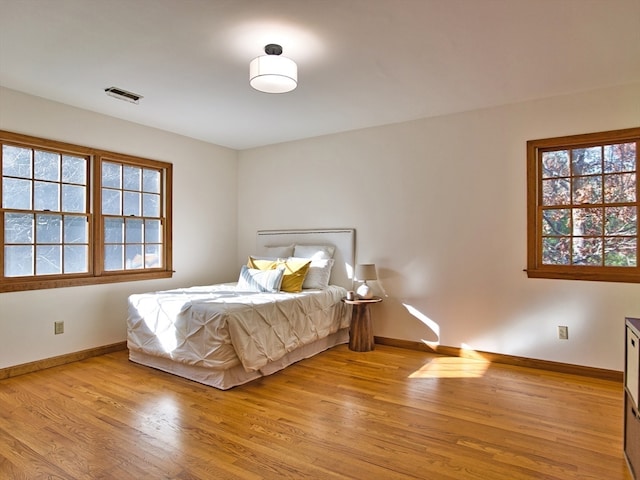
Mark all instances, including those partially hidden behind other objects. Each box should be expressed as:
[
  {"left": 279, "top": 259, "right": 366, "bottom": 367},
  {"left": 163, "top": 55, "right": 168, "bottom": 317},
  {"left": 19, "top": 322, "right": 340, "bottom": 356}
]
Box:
[
  {"left": 104, "top": 86, "right": 142, "bottom": 104},
  {"left": 249, "top": 44, "right": 297, "bottom": 94}
]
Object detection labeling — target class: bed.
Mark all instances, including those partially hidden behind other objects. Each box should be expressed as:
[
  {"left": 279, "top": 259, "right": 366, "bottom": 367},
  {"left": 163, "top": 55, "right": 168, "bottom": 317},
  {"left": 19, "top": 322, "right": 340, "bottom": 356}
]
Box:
[{"left": 127, "top": 228, "right": 355, "bottom": 389}]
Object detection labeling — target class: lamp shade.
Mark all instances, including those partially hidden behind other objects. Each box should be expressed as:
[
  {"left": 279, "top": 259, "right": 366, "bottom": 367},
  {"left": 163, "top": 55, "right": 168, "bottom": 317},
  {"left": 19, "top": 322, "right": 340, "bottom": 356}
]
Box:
[
  {"left": 355, "top": 264, "right": 377, "bottom": 281},
  {"left": 249, "top": 45, "right": 297, "bottom": 94}
]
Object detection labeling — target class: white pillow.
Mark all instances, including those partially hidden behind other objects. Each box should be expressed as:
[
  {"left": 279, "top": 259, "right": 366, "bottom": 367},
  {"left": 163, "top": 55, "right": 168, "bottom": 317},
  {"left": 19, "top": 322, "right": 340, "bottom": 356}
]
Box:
[
  {"left": 263, "top": 244, "right": 294, "bottom": 258},
  {"left": 236, "top": 265, "right": 284, "bottom": 293},
  {"left": 293, "top": 244, "right": 335, "bottom": 260},
  {"left": 287, "top": 257, "right": 335, "bottom": 289}
]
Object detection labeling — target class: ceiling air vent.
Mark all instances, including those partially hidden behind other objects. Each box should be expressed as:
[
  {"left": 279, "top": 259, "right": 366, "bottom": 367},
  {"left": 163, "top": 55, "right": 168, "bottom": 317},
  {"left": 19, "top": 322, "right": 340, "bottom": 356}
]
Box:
[{"left": 104, "top": 86, "right": 143, "bottom": 104}]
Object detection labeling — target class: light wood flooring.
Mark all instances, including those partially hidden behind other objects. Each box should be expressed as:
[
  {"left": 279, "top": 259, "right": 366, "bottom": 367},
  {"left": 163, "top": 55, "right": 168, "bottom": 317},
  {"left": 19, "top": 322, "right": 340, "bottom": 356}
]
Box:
[{"left": 0, "top": 345, "right": 632, "bottom": 480}]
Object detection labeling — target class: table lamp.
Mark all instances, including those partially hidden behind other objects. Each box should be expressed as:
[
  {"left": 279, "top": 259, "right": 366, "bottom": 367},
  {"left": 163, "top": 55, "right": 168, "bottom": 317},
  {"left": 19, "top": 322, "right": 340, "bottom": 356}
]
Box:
[{"left": 355, "top": 263, "right": 377, "bottom": 299}]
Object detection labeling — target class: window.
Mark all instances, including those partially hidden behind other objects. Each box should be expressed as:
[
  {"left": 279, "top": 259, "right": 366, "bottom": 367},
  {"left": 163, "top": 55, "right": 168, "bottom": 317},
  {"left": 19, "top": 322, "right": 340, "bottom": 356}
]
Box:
[
  {"left": 101, "top": 159, "right": 164, "bottom": 272},
  {"left": 527, "top": 127, "right": 639, "bottom": 283},
  {"left": 1, "top": 131, "right": 172, "bottom": 292}
]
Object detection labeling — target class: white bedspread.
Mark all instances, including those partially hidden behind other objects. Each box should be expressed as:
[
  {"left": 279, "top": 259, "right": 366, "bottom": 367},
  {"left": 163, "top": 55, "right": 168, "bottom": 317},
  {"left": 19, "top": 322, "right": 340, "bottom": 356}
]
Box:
[{"left": 127, "top": 284, "right": 350, "bottom": 373}]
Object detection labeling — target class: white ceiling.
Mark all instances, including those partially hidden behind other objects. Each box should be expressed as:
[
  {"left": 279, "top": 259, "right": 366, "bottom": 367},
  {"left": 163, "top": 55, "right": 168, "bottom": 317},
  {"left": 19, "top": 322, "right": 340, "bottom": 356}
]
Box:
[{"left": 1, "top": 0, "right": 639, "bottom": 150}]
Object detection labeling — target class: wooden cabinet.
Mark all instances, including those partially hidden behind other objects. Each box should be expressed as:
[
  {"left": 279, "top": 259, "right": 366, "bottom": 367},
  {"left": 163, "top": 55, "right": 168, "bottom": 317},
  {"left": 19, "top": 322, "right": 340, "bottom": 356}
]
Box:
[{"left": 626, "top": 317, "right": 640, "bottom": 480}]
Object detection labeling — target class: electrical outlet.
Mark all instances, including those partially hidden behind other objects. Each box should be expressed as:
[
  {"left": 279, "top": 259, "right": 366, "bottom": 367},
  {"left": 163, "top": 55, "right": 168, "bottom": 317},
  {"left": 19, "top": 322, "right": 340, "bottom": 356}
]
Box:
[
  {"left": 54, "top": 321, "right": 64, "bottom": 335},
  {"left": 558, "top": 325, "right": 568, "bottom": 340}
]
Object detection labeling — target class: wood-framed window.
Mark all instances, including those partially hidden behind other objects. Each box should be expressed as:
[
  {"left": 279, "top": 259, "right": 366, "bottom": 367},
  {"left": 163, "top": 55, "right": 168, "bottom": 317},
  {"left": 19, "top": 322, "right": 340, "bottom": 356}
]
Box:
[
  {"left": 0, "top": 130, "right": 172, "bottom": 292},
  {"left": 526, "top": 127, "right": 639, "bottom": 283}
]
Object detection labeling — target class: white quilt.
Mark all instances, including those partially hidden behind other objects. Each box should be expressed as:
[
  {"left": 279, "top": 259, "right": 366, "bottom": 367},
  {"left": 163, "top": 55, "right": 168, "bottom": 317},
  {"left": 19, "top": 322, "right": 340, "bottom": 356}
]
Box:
[{"left": 127, "top": 284, "right": 350, "bottom": 372}]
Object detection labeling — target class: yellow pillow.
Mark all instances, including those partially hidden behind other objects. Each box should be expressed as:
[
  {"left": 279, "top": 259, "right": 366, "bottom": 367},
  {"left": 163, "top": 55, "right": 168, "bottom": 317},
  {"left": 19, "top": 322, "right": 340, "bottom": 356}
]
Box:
[{"left": 248, "top": 257, "right": 311, "bottom": 293}]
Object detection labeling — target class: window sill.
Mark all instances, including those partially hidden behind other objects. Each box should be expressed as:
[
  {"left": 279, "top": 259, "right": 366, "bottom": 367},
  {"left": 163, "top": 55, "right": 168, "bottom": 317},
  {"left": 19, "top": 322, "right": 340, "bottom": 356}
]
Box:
[
  {"left": 526, "top": 267, "right": 640, "bottom": 284},
  {"left": 0, "top": 270, "right": 174, "bottom": 293}
]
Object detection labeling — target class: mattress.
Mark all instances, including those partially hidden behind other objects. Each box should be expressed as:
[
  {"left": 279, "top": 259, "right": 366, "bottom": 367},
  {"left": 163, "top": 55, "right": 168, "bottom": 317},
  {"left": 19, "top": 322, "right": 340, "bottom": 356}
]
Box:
[{"left": 127, "top": 283, "right": 350, "bottom": 376}]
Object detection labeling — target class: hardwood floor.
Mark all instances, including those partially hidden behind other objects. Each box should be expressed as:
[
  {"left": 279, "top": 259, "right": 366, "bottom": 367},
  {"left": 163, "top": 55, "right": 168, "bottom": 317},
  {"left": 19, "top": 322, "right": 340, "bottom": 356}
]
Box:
[{"left": 0, "top": 345, "right": 632, "bottom": 480}]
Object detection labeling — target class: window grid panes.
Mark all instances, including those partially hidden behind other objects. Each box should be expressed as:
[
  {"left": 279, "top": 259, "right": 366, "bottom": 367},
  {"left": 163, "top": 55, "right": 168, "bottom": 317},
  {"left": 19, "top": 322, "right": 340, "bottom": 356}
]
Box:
[
  {"left": 2, "top": 143, "right": 90, "bottom": 277},
  {"left": 540, "top": 142, "right": 637, "bottom": 267},
  {"left": 0, "top": 130, "right": 172, "bottom": 291},
  {"left": 102, "top": 160, "right": 164, "bottom": 272},
  {"left": 527, "top": 128, "right": 640, "bottom": 283}
]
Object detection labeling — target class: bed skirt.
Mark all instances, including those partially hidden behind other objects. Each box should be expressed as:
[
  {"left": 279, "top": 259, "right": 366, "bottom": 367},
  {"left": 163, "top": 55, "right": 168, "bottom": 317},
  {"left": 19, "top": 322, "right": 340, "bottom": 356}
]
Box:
[{"left": 128, "top": 328, "right": 349, "bottom": 390}]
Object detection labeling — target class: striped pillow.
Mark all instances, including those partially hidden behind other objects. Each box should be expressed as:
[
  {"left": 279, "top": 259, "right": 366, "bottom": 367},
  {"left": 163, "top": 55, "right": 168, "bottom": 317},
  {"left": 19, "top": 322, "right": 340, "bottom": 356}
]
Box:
[{"left": 236, "top": 265, "right": 284, "bottom": 293}]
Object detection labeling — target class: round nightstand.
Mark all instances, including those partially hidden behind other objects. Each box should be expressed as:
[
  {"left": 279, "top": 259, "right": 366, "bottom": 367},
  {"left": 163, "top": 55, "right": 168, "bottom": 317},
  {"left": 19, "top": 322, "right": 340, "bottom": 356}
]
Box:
[{"left": 342, "top": 296, "right": 382, "bottom": 352}]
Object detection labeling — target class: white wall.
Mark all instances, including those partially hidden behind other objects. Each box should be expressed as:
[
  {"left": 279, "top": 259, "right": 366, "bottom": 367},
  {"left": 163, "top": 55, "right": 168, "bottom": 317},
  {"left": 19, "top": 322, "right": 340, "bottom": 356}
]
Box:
[
  {"left": 0, "top": 87, "right": 238, "bottom": 368},
  {"left": 238, "top": 82, "right": 640, "bottom": 371},
  {"left": 2, "top": 83, "right": 638, "bottom": 372}
]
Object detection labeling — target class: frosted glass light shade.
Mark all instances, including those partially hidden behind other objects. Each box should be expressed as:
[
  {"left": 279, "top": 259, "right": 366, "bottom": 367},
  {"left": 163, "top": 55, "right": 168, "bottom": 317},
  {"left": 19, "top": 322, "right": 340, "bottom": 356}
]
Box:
[{"left": 249, "top": 55, "right": 297, "bottom": 93}]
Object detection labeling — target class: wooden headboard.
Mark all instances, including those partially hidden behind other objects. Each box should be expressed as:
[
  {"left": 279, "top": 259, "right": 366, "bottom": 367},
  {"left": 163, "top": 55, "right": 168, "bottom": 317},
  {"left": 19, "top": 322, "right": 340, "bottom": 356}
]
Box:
[{"left": 256, "top": 228, "right": 355, "bottom": 289}]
